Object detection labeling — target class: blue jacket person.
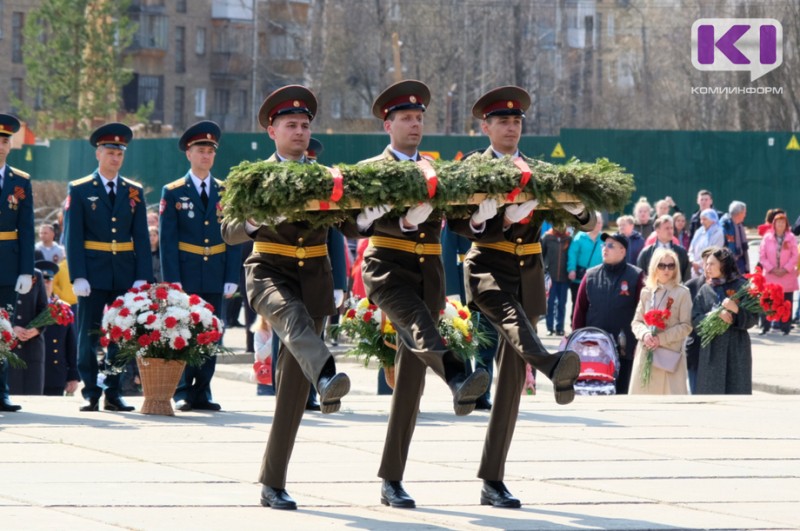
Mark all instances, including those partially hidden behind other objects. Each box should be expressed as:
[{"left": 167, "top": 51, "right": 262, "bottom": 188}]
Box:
[
  {"left": 65, "top": 123, "right": 152, "bottom": 412},
  {"left": 0, "top": 113, "right": 34, "bottom": 411},
  {"left": 159, "top": 120, "right": 241, "bottom": 411}
]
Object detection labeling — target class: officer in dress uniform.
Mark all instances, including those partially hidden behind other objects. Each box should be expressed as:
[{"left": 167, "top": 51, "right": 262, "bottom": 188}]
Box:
[
  {"left": 159, "top": 121, "right": 241, "bottom": 412},
  {"left": 0, "top": 113, "right": 34, "bottom": 411},
  {"left": 36, "top": 260, "right": 79, "bottom": 396},
  {"left": 355, "top": 80, "right": 490, "bottom": 509},
  {"left": 449, "top": 86, "right": 595, "bottom": 508},
  {"left": 221, "top": 85, "right": 365, "bottom": 510},
  {"left": 65, "top": 123, "right": 152, "bottom": 412}
]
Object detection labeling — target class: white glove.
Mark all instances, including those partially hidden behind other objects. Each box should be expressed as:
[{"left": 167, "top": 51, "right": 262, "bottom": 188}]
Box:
[
  {"left": 403, "top": 202, "right": 434, "bottom": 227},
  {"left": 333, "top": 289, "right": 344, "bottom": 308},
  {"left": 504, "top": 199, "right": 539, "bottom": 224},
  {"left": 271, "top": 215, "right": 287, "bottom": 225},
  {"left": 132, "top": 280, "right": 148, "bottom": 289},
  {"left": 73, "top": 278, "right": 91, "bottom": 297},
  {"left": 471, "top": 198, "right": 498, "bottom": 226},
  {"left": 15, "top": 274, "right": 33, "bottom": 295},
  {"left": 357, "top": 204, "right": 390, "bottom": 231},
  {"left": 563, "top": 202, "right": 586, "bottom": 216},
  {"left": 224, "top": 283, "right": 238, "bottom": 297}
]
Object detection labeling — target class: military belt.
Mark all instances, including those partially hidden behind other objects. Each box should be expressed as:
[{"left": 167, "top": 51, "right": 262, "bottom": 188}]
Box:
[
  {"left": 253, "top": 242, "right": 328, "bottom": 259},
  {"left": 370, "top": 236, "right": 442, "bottom": 255},
  {"left": 84, "top": 240, "right": 134, "bottom": 252},
  {"left": 0, "top": 231, "right": 18, "bottom": 241},
  {"left": 178, "top": 242, "right": 226, "bottom": 256},
  {"left": 474, "top": 241, "right": 542, "bottom": 256}
]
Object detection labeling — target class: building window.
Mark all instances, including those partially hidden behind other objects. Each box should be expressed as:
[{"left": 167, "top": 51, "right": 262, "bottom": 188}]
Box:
[
  {"left": 214, "top": 26, "right": 244, "bottom": 54},
  {"left": 176, "top": 0, "right": 187, "bottom": 13},
  {"left": 330, "top": 96, "right": 341, "bottom": 120},
  {"left": 174, "top": 86, "right": 185, "bottom": 130},
  {"left": 132, "top": 13, "right": 168, "bottom": 50},
  {"left": 10, "top": 78, "right": 23, "bottom": 112},
  {"left": 234, "top": 89, "right": 247, "bottom": 117},
  {"left": 213, "top": 89, "right": 230, "bottom": 115},
  {"left": 194, "top": 88, "right": 206, "bottom": 117},
  {"left": 269, "top": 34, "right": 297, "bottom": 60},
  {"left": 139, "top": 75, "right": 164, "bottom": 121},
  {"left": 195, "top": 27, "right": 206, "bottom": 55},
  {"left": 12, "top": 11, "right": 24, "bottom": 63},
  {"left": 175, "top": 26, "right": 186, "bottom": 73}
]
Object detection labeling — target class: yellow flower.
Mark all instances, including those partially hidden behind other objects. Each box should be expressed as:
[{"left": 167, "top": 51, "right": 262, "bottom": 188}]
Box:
[
  {"left": 453, "top": 317, "right": 470, "bottom": 336},
  {"left": 383, "top": 319, "right": 395, "bottom": 334},
  {"left": 357, "top": 298, "right": 370, "bottom": 310}
]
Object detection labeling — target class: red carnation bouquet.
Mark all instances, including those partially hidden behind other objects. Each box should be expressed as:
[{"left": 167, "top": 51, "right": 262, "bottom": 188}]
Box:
[
  {"left": 100, "top": 283, "right": 226, "bottom": 369},
  {"left": 26, "top": 297, "right": 75, "bottom": 330},
  {"left": 0, "top": 308, "right": 23, "bottom": 368},
  {"left": 696, "top": 266, "right": 791, "bottom": 348},
  {"left": 640, "top": 306, "right": 672, "bottom": 386}
]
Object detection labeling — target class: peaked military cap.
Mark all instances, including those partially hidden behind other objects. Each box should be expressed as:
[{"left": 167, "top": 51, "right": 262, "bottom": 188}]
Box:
[
  {"left": 472, "top": 86, "right": 531, "bottom": 120},
  {"left": 258, "top": 85, "right": 317, "bottom": 128},
  {"left": 372, "top": 80, "right": 431, "bottom": 120},
  {"left": 179, "top": 120, "right": 221, "bottom": 151},
  {"left": 306, "top": 137, "right": 324, "bottom": 160},
  {"left": 35, "top": 259, "right": 60, "bottom": 279},
  {"left": 0, "top": 113, "right": 21, "bottom": 137},
  {"left": 90, "top": 122, "right": 133, "bottom": 150}
]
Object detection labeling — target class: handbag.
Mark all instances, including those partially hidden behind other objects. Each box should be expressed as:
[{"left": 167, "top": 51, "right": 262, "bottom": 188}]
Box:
[{"left": 652, "top": 347, "right": 682, "bottom": 373}]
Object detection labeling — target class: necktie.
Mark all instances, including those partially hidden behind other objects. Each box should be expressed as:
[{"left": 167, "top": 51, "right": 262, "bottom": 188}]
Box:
[
  {"left": 107, "top": 181, "right": 116, "bottom": 204},
  {"left": 200, "top": 181, "right": 209, "bottom": 209}
]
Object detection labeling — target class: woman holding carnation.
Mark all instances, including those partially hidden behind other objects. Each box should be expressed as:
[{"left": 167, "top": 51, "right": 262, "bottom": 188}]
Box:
[
  {"left": 693, "top": 247, "right": 759, "bottom": 394},
  {"left": 629, "top": 248, "right": 692, "bottom": 395},
  {"left": 758, "top": 212, "right": 797, "bottom": 335}
]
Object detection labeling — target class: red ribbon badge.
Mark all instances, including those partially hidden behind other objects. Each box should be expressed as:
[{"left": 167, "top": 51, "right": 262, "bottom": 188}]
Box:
[
  {"left": 416, "top": 159, "right": 438, "bottom": 198},
  {"left": 318, "top": 167, "right": 344, "bottom": 211},
  {"left": 507, "top": 158, "right": 532, "bottom": 202}
]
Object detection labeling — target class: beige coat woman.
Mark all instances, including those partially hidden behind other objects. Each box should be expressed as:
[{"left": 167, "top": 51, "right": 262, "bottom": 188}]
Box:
[{"left": 629, "top": 248, "right": 693, "bottom": 394}]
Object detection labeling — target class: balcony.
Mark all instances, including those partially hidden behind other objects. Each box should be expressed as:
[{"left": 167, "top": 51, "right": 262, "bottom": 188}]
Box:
[
  {"left": 211, "top": 52, "right": 252, "bottom": 80},
  {"left": 129, "top": 13, "right": 169, "bottom": 56}
]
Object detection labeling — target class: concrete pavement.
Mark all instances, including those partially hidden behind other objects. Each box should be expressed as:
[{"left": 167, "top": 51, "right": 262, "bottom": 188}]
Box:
[{"left": 2, "top": 326, "right": 799, "bottom": 530}]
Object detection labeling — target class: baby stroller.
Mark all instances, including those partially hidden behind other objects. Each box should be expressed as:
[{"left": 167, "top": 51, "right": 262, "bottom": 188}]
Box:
[{"left": 558, "top": 327, "right": 622, "bottom": 396}]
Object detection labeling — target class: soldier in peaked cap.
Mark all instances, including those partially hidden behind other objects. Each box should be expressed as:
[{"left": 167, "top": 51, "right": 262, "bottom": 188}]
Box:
[
  {"left": 0, "top": 113, "right": 34, "bottom": 411},
  {"left": 448, "top": 86, "right": 597, "bottom": 508},
  {"left": 305, "top": 137, "right": 323, "bottom": 161},
  {"left": 160, "top": 121, "right": 241, "bottom": 412},
  {"left": 65, "top": 122, "right": 153, "bottom": 412},
  {"left": 355, "top": 80, "right": 490, "bottom": 509},
  {"left": 222, "top": 85, "right": 368, "bottom": 510}
]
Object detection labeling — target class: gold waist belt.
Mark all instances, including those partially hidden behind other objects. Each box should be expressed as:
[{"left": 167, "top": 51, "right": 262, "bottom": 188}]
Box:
[
  {"left": 474, "top": 241, "right": 542, "bottom": 256},
  {"left": 178, "top": 242, "right": 226, "bottom": 256},
  {"left": 0, "top": 231, "right": 18, "bottom": 241},
  {"left": 370, "top": 236, "right": 442, "bottom": 255},
  {"left": 254, "top": 242, "right": 328, "bottom": 259},
  {"left": 84, "top": 240, "right": 134, "bottom": 252}
]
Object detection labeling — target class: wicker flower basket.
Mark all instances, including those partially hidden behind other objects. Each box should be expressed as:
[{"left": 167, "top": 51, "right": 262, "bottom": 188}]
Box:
[{"left": 136, "top": 357, "right": 186, "bottom": 416}]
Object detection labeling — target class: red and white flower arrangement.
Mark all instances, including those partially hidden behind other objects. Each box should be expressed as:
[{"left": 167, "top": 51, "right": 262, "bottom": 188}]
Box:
[
  {"left": 0, "top": 308, "right": 23, "bottom": 368},
  {"left": 100, "top": 283, "right": 225, "bottom": 368}
]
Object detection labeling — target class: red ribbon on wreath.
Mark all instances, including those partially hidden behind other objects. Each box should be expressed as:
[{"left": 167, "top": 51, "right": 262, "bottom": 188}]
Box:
[
  {"left": 415, "top": 159, "right": 438, "bottom": 198},
  {"left": 507, "top": 158, "right": 532, "bottom": 202},
  {"left": 318, "top": 166, "right": 344, "bottom": 211}
]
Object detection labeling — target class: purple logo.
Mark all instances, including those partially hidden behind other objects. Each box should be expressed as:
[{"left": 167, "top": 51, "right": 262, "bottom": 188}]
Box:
[{"left": 692, "top": 19, "right": 783, "bottom": 81}]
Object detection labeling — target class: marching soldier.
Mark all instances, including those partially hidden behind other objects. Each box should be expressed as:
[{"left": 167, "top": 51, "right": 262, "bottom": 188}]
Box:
[
  {"left": 65, "top": 123, "right": 152, "bottom": 412},
  {"left": 221, "top": 85, "right": 364, "bottom": 510},
  {"left": 356, "top": 80, "right": 490, "bottom": 509},
  {"left": 450, "top": 86, "right": 595, "bottom": 508},
  {"left": 159, "top": 121, "right": 241, "bottom": 412},
  {"left": 0, "top": 113, "right": 34, "bottom": 411}
]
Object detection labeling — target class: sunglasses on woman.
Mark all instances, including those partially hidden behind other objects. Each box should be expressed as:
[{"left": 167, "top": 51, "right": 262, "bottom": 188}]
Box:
[{"left": 657, "top": 262, "right": 676, "bottom": 270}]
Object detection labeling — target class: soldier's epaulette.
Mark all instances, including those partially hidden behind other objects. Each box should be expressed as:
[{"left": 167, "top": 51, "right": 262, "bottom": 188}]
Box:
[
  {"left": 9, "top": 166, "right": 30, "bottom": 179},
  {"left": 461, "top": 149, "right": 484, "bottom": 160},
  {"left": 214, "top": 178, "right": 225, "bottom": 188},
  {"left": 166, "top": 178, "right": 186, "bottom": 191},
  {"left": 70, "top": 174, "right": 95, "bottom": 187},
  {"left": 122, "top": 177, "right": 143, "bottom": 188},
  {"left": 359, "top": 154, "right": 387, "bottom": 164}
]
